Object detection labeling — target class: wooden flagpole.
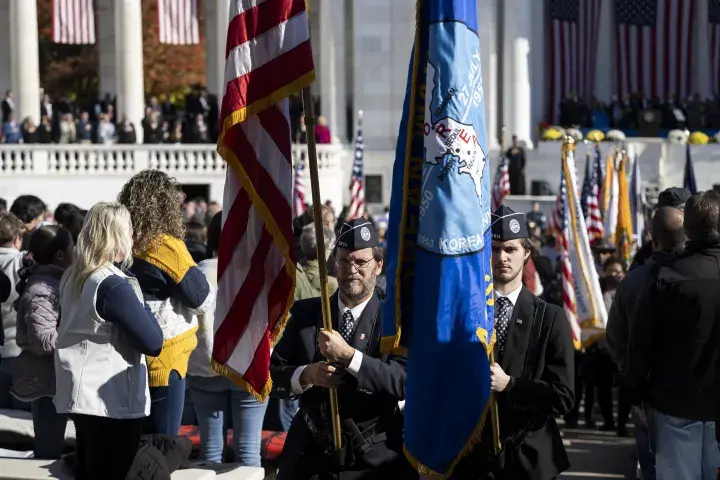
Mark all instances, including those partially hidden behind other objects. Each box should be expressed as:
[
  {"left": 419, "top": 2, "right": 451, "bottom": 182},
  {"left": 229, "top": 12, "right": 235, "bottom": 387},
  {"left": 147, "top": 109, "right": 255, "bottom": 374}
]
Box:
[
  {"left": 301, "top": 87, "right": 343, "bottom": 452},
  {"left": 489, "top": 126, "right": 506, "bottom": 454}
]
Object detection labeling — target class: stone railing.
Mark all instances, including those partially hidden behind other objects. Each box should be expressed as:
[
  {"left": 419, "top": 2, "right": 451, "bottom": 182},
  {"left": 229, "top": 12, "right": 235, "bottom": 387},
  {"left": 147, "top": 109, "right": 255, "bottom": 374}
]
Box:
[{"left": 0, "top": 143, "right": 346, "bottom": 176}]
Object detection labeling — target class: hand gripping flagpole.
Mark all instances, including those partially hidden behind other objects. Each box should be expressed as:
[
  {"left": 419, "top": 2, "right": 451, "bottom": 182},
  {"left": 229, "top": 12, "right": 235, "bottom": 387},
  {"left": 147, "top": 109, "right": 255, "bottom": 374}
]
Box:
[
  {"left": 489, "top": 126, "right": 506, "bottom": 455},
  {"left": 301, "top": 87, "right": 343, "bottom": 453}
]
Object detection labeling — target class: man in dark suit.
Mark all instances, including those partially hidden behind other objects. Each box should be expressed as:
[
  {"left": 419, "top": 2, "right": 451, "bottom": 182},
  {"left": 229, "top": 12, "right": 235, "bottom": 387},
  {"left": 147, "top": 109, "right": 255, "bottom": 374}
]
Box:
[
  {"left": 456, "top": 205, "right": 574, "bottom": 479},
  {"left": 270, "top": 219, "right": 410, "bottom": 480}
]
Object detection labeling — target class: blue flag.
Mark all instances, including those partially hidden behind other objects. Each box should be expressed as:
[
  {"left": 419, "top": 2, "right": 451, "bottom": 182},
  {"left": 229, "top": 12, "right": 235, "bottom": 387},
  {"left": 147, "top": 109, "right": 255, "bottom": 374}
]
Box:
[
  {"left": 684, "top": 144, "right": 698, "bottom": 194},
  {"left": 380, "top": 0, "right": 494, "bottom": 475}
]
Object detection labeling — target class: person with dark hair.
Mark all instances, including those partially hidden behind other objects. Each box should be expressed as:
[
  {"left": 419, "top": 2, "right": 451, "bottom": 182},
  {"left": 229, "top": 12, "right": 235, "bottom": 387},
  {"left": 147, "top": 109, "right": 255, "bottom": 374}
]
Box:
[
  {"left": 63, "top": 211, "right": 86, "bottom": 245},
  {"left": 0, "top": 212, "right": 28, "bottom": 410},
  {"left": 629, "top": 187, "right": 691, "bottom": 271},
  {"left": 629, "top": 190, "right": 720, "bottom": 478},
  {"left": 454, "top": 205, "right": 573, "bottom": 479},
  {"left": 607, "top": 205, "right": 686, "bottom": 479},
  {"left": 53, "top": 203, "right": 80, "bottom": 228},
  {"left": 184, "top": 221, "right": 207, "bottom": 264},
  {"left": 0, "top": 198, "right": 7, "bottom": 214},
  {"left": 12, "top": 225, "right": 74, "bottom": 458},
  {"left": 118, "top": 170, "right": 214, "bottom": 437},
  {"left": 9, "top": 195, "right": 46, "bottom": 250},
  {"left": 187, "top": 212, "right": 268, "bottom": 465}
]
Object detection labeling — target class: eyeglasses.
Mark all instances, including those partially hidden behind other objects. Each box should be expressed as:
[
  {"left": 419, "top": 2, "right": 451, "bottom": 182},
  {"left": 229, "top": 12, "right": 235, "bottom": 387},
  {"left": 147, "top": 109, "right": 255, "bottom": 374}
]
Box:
[{"left": 336, "top": 257, "right": 374, "bottom": 271}]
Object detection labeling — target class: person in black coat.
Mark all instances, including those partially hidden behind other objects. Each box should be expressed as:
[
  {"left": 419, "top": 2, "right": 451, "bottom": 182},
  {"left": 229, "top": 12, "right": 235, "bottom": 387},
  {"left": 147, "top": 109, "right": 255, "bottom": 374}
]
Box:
[
  {"left": 505, "top": 135, "right": 526, "bottom": 195},
  {"left": 628, "top": 190, "right": 720, "bottom": 476},
  {"left": 270, "top": 219, "right": 412, "bottom": 480},
  {"left": 454, "top": 205, "right": 574, "bottom": 480}
]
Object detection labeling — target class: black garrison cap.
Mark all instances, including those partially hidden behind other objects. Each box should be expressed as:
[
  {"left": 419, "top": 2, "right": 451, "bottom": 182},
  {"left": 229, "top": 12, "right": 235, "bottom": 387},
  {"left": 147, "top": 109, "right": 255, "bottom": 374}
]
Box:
[
  {"left": 335, "top": 218, "right": 380, "bottom": 251},
  {"left": 656, "top": 187, "right": 691, "bottom": 210},
  {"left": 491, "top": 205, "right": 529, "bottom": 241}
]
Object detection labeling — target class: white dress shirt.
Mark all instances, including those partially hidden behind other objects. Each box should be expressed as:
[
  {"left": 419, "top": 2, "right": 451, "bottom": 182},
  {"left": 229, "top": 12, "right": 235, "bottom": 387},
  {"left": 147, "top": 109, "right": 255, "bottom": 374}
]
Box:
[{"left": 290, "top": 295, "right": 372, "bottom": 395}]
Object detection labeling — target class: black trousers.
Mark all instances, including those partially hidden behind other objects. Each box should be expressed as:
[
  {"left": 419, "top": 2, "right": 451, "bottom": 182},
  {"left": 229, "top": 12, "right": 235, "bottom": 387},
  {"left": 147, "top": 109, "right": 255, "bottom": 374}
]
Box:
[
  {"left": 564, "top": 351, "right": 585, "bottom": 424},
  {"left": 583, "top": 346, "right": 614, "bottom": 427},
  {"left": 72, "top": 414, "right": 143, "bottom": 480}
]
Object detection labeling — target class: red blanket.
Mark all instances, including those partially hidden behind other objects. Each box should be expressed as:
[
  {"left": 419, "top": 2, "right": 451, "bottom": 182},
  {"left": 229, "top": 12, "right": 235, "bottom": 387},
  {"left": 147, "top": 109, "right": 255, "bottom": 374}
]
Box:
[{"left": 178, "top": 426, "right": 286, "bottom": 462}]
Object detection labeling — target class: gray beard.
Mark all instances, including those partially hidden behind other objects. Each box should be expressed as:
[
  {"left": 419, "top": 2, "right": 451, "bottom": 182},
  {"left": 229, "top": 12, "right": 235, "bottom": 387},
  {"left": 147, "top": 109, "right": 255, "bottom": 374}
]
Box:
[{"left": 340, "top": 277, "right": 376, "bottom": 304}]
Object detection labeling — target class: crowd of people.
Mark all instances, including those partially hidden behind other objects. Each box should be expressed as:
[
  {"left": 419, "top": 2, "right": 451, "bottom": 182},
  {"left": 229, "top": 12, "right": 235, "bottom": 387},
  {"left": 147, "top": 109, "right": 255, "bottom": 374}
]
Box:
[
  {"left": 0, "top": 90, "right": 335, "bottom": 146},
  {"left": 556, "top": 92, "right": 720, "bottom": 132},
  {"left": 0, "top": 88, "right": 219, "bottom": 145},
  {"left": 0, "top": 170, "right": 717, "bottom": 478}
]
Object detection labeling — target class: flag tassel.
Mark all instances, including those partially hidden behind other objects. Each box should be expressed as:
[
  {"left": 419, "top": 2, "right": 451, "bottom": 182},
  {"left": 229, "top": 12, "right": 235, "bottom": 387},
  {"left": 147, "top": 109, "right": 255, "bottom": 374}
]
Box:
[{"left": 301, "top": 86, "right": 344, "bottom": 453}]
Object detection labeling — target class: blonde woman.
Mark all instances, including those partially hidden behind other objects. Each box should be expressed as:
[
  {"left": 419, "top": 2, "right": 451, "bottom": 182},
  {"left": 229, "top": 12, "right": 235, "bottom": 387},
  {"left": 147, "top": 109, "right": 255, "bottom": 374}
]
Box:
[{"left": 54, "top": 202, "right": 163, "bottom": 480}]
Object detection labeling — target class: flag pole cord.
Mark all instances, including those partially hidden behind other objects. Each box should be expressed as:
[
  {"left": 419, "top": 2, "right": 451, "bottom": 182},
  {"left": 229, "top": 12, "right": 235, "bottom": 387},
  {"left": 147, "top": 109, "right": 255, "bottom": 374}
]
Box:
[
  {"left": 301, "top": 86, "right": 343, "bottom": 452},
  {"left": 490, "top": 126, "right": 506, "bottom": 454}
]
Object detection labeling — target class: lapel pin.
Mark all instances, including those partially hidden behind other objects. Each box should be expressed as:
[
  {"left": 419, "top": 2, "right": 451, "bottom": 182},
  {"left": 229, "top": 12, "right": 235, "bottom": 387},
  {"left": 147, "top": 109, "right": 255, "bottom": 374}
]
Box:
[
  {"left": 360, "top": 333, "right": 366, "bottom": 340},
  {"left": 516, "top": 319, "right": 523, "bottom": 324}
]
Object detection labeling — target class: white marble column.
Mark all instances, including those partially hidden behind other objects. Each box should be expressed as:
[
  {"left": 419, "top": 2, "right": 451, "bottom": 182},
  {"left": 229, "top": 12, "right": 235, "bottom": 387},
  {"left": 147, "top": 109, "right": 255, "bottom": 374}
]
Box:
[
  {"left": 694, "top": 0, "right": 710, "bottom": 98},
  {"left": 594, "top": 0, "right": 613, "bottom": 103},
  {"left": 319, "top": 0, "right": 347, "bottom": 143},
  {"left": 9, "top": 0, "right": 40, "bottom": 123},
  {"left": 478, "top": 0, "right": 498, "bottom": 149},
  {"left": 529, "top": 0, "right": 545, "bottom": 139},
  {"left": 0, "top": 1, "right": 11, "bottom": 101},
  {"left": 502, "top": 0, "right": 533, "bottom": 148},
  {"left": 205, "top": 0, "right": 232, "bottom": 100},
  {"left": 115, "top": 0, "right": 145, "bottom": 141},
  {"left": 97, "top": 0, "right": 117, "bottom": 98}
]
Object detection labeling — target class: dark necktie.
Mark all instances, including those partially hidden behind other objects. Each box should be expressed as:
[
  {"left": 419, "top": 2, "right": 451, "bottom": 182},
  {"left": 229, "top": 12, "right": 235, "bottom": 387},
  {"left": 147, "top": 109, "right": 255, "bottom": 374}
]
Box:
[
  {"left": 340, "top": 310, "right": 355, "bottom": 342},
  {"left": 495, "top": 296, "right": 512, "bottom": 358}
]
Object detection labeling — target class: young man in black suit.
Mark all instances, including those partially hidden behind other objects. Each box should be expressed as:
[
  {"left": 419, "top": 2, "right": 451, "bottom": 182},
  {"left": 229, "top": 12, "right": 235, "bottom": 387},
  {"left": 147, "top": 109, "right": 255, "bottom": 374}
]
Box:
[
  {"left": 270, "top": 218, "right": 411, "bottom": 480},
  {"left": 455, "top": 205, "right": 575, "bottom": 479}
]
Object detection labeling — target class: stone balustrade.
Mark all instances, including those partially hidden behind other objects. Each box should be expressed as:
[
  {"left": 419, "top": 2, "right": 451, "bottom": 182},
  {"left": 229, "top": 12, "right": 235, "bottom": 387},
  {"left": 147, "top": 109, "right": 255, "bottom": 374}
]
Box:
[{"left": 0, "top": 143, "right": 348, "bottom": 211}]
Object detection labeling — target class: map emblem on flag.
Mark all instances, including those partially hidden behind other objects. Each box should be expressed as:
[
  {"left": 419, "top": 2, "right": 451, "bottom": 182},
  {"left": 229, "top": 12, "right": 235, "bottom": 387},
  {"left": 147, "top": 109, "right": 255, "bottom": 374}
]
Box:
[{"left": 418, "top": 21, "right": 490, "bottom": 256}]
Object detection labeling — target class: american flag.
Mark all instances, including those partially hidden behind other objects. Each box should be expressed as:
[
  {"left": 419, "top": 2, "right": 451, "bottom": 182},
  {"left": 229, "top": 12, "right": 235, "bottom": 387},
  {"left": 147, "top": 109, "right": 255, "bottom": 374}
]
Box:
[
  {"left": 556, "top": 170, "right": 579, "bottom": 339},
  {"left": 491, "top": 154, "right": 510, "bottom": 211},
  {"left": 615, "top": 0, "right": 695, "bottom": 101},
  {"left": 347, "top": 112, "right": 365, "bottom": 220},
  {"left": 583, "top": 146, "right": 605, "bottom": 241},
  {"left": 213, "top": 0, "right": 314, "bottom": 400},
  {"left": 52, "top": 0, "right": 96, "bottom": 45},
  {"left": 709, "top": 0, "right": 720, "bottom": 95},
  {"left": 293, "top": 157, "right": 306, "bottom": 217},
  {"left": 158, "top": 0, "right": 200, "bottom": 45},
  {"left": 547, "top": 0, "right": 602, "bottom": 122}
]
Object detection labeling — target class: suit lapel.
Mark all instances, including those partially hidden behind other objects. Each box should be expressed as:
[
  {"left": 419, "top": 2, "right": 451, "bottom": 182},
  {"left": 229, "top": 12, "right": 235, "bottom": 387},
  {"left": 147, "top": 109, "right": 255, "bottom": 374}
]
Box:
[
  {"left": 500, "top": 287, "right": 536, "bottom": 377},
  {"left": 349, "top": 292, "right": 380, "bottom": 353}
]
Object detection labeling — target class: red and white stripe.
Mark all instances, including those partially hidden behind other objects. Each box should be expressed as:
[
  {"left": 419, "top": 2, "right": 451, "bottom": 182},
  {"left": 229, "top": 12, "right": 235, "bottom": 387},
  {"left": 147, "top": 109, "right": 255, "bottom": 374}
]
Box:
[
  {"left": 158, "top": 0, "right": 200, "bottom": 45},
  {"left": 52, "top": 0, "right": 95, "bottom": 45},
  {"left": 586, "top": 186, "right": 604, "bottom": 241},
  {"left": 213, "top": 0, "right": 314, "bottom": 399},
  {"left": 547, "top": 0, "right": 601, "bottom": 123},
  {"left": 491, "top": 160, "right": 510, "bottom": 211},
  {"left": 347, "top": 179, "right": 364, "bottom": 220},
  {"left": 710, "top": 3, "right": 720, "bottom": 96},
  {"left": 616, "top": 0, "right": 695, "bottom": 101}
]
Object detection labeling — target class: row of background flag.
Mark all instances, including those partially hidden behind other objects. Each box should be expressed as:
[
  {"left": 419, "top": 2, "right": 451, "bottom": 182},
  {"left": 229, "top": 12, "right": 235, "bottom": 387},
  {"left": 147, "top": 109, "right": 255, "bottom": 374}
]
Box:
[
  {"left": 491, "top": 139, "right": 699, "bottom": 349},
  {"left": 52, "top": 0, "right": 201, "bottom": 45},
  {"left": 293, "top": 111, "right": 366, "bottom": 221}
]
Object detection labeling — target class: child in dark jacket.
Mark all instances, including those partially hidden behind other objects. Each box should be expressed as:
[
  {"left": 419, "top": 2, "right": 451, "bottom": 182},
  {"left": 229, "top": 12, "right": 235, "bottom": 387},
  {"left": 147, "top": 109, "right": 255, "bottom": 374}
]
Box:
[{"left": 13, "top": 225, "right": 74, "bottom": 458}]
